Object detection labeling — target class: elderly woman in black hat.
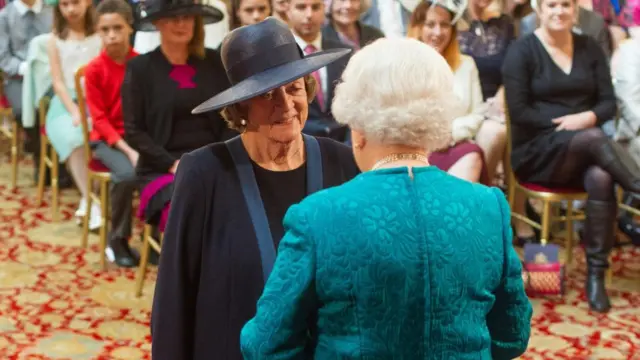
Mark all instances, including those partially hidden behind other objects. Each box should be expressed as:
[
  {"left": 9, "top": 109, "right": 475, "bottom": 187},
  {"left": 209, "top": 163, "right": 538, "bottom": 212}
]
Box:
[
  {"left": 121, "top": 0, "right": 235, "bottom": 265},
  {"left": 150, "top": 18, "right": 358, "bottom": 360}
]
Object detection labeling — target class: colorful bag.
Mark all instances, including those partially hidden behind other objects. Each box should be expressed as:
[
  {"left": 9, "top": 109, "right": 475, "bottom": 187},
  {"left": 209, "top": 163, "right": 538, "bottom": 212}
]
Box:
[{"left": 521, "top": 243, "right": 565, "bottom": 296}]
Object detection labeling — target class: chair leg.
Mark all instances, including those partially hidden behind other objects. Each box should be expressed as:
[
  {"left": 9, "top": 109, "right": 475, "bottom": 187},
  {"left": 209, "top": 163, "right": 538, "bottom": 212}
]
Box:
[
  {"left": 81, "top": 175, "right": 93, "bottom": 249},
  {"left": 507, "top": 174, "right": 516, "bottom": 209},
  {"left": 565, "top": 201, "right": 574, "bottom": 270},
  {"left": 10, "top": 119, "right": 18, "bottom": 190},
  {"left": 135, "top": 224, "right": 152, "bottom": 297},
  {"left": 51, "top": 149, "right": 59, "bottom": 222},
  {"left": 36, "top": 137, "right": 47, "bottom": 206},
  {"left": 540, "top": 200, "right": 552, "bottom": 245},
  {"left": 99, "top": 180, "right": 109, "bottom": 270}
]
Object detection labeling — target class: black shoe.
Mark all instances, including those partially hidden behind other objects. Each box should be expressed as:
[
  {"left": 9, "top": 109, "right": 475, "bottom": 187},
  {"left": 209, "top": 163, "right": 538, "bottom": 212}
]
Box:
[
  {"left": 515, "top": 234, "right": 538, "bottom": 247},
  {"left": 106, "top": 238, "right": 140, "bottom": 268},
  {"left": 618, "top": 217, "right": 640, "bottom": 246},
  {"left": 586, "top": 269, "right": 611, "bottom": 313},
  {"left": 149, "top": 248, "right": 160, "bottom": 266}
]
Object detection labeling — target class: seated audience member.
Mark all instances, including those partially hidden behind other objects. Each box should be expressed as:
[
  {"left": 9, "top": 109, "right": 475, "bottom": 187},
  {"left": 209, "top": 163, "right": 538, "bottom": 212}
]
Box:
[
  {"left": 360, "top": 0, "right": 412, "bottom": 37},
  {"left": 228, "top": 0, "right": 270, "bottom": 30},
  {"left": 502, "top": 0, "right": 640, "bottom": 313},
  {"left": 409, "top": 0, "right": 507, "bottom": 185},
  {"left": 0, "top": 0, "right": 52, "bottom": 179},
  {"left": 288, "top": 0, "right": 352, "bottom": 143},
  {"left": 45, "top": 0, "right": 102, "bottom": 228},
  {"left": 322, "top": 0, "right": 384, "bottom": 50},
  {"left": 0, "top": 0, "right": 52, "bottom": 119},
  {"left": 520, "top": 0, "right": 612, "bottom": 58},
  {"left": 590, "top": 0, "right": 631, "bottom": 50},
  {"left": 122, "top": 0, "right": 235, "bottom": 262},
  {"left": 241, "top": 37, "right": 532, "bottom": 360},
  {"left": 85, "top": 0, "right": 139, "bottom": 267},
  {"left": 133, "top": 0, "right": 229, "bottom": 53},
  {"left": 612, "top": 6, "right": 640, "bottom": 244},
  {"left": 271, "top": 0, "right": 288, "bottom": 22},
  {"left": 458, "top": 0, "right": 514, "bottom": 102}
]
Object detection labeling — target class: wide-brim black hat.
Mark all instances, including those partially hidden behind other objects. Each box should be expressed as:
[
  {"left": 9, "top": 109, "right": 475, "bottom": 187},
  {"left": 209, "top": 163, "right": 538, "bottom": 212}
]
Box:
[
  {"left": 192, "top": 18, "right": 352, "bottom": 114},
  {"left": 136, "top": 0, "right": 224, "bottom": 32}
]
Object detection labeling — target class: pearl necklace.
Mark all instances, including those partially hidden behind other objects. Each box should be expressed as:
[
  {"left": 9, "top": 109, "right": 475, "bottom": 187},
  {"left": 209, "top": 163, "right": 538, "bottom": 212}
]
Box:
[{"left": 371, "top": 153, "right": 429, "bottom": 171}]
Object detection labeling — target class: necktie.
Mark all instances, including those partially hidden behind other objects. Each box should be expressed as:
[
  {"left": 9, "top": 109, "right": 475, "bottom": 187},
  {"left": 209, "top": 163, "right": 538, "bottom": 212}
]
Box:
[
  {"left": 304, "top": 44, "right": 325, "bottom": 112},
  {"left": 25, "top": 10, "right": 39, "bottom": 41}
]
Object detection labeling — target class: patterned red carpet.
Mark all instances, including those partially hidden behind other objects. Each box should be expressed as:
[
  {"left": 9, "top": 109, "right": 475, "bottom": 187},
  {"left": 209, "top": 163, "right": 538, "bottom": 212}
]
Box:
[{"left": 1, "top": 152, "right": 640, "bottom": 359}]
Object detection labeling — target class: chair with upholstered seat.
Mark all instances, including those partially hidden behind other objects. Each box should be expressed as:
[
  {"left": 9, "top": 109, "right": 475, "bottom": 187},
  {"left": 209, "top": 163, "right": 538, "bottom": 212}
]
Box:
[
  {"left": 504, "top": 106, "right": 588, "bottom": 270},
  {"left": 75, "top": 66, "right": 111, "bottom": 270}
]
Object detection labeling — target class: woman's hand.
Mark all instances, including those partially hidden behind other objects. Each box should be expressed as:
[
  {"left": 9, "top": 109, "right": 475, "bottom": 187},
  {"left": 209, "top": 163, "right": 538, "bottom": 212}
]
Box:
[
  {"left": 169, "top": 160, "right": 180, "bottom": 174},
  {"left": 71, "top": 108, "right": 82, "bottom": 127},
  {"left": 127, "top": 149, "right": 139, "bottom": 167},
  {"left": 553, "top": 111, "right": 597, "bottom": 131}
]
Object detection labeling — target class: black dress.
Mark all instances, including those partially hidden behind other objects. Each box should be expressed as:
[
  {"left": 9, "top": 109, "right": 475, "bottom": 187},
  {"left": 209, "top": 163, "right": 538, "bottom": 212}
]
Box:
[
  {"left": 502, "top": 33, "right": 616, "bottom": 186},
  {"left": 122, "top": 47, "right": 237, "bottom": 177},
  {"left": 150, "top": 137, "right": 359, "bottom": 360}
]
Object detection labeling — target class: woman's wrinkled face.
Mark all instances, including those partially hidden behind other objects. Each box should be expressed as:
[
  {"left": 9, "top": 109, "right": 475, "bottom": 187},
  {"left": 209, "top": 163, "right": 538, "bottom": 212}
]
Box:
[
  {"left": 331, "top": 0, "right": 360, "bottom": 27},
  {"left": 538, "top": 0, "right": 576, "bottom": 32},
  {"left": 237, "top": 0, "right": 271, "bottom": 26},
  {"left": 154, "top": 15, "right": 195, "bottom": 46},
  {"left": 420, "top": 6, "right": 453, "bottom": 55},
  {"left": 245, "top": 78, "right": 309, "bottom": 143}
]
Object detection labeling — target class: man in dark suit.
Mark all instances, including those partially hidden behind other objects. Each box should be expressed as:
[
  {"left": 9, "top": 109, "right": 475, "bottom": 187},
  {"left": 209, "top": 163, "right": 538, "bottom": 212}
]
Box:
[
  {"left": 287, "top": 0, "right": 353, "bottom": 143},
  {"left": 520, "top": 5, "right": 612, "bottom": 58}
]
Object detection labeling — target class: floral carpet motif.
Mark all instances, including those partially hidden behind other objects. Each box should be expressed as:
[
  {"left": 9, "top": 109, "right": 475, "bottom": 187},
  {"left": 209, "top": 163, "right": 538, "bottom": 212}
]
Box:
[
  {"left": 0, "top": 152, "right": 155, "bottom": 359},
  {"left": 1, "top": 148, "right": 640, "bottom": 359}
]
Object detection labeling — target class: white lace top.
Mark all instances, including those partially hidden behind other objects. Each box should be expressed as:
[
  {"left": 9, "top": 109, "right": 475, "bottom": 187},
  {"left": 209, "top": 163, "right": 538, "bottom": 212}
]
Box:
[{"left": 55, "top": 33, "right": 101, "bottom": 91}]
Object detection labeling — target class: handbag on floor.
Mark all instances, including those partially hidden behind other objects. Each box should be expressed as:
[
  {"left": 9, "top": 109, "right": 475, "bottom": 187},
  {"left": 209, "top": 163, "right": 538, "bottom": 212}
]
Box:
[{"left": 521, "top": 243, "right": 565, "bottom": 296}]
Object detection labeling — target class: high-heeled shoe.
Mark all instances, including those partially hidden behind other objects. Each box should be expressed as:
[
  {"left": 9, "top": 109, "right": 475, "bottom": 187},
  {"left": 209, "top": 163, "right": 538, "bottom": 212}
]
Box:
[{"left": 618, "top": 216, "right": 640, "bottom": 246}]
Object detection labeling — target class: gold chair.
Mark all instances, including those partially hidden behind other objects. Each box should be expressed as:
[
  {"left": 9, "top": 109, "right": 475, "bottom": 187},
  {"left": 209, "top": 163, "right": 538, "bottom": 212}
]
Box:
[
  {"left": 0, "top": 71, "right": 21, "bottom": 190},
  {"left": 135, "top": 225, "right": 162, "bottom": 297},
  {"left": 75, "top": 66, "right": 111, "bottom": 270},
  {"left": 35, "top": 96, "right": 60, "bottom": 221},
  {"left": 505, "top": 106, "right": 587, "bottom": 270}
]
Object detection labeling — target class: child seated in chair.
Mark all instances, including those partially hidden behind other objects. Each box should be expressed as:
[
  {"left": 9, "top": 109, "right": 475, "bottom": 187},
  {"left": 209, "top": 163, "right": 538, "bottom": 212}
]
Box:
[
  {"left": 45, "top": 0, "right": 101, "bottom": 228},
  {"left": 85, "top": 0, "right": 139, "bottom": 267}
]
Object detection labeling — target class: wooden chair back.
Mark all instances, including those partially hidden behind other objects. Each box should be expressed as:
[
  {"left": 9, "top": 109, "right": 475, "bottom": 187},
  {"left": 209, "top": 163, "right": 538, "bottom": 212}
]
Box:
[{"left": 74, "top": 66, "right": 93, "bottom": 170}]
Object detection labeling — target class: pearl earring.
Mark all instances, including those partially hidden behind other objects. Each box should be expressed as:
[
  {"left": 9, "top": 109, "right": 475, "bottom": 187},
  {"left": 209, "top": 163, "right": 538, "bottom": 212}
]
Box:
[{"left": 240, "top": 119, "right": 247, "bottom": 126}]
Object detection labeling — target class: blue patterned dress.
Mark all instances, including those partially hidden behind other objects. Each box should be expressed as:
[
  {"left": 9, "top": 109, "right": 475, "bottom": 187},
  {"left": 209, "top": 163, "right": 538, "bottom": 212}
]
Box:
[{"left": 241, "top": 166, "right": 532, "bottom": 359}]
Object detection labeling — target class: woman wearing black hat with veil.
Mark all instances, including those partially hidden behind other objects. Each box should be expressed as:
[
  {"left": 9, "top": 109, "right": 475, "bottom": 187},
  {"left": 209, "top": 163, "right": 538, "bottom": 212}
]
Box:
[
  {"left": 121, "top": 0, "right": 236, "bottom": 265},
  {"left": 149, "top": 17, "right": 357, "bottom": 360}
]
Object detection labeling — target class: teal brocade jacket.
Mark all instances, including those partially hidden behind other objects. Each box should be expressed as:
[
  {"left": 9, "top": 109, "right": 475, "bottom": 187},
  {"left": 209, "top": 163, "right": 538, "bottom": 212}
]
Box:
[{"left": 241, "top": 166, "right": 532, "bottom": 359}]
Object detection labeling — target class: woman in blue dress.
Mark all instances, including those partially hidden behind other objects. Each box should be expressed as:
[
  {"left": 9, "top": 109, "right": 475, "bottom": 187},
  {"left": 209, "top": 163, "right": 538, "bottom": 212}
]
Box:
[{"left": 241, "top": 37, "right": 532, "bottom": 359}]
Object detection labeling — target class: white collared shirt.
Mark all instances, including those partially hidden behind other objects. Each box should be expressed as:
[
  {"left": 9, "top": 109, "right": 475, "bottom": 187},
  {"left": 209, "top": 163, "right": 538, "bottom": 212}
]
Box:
[
  {"left": 14, "top": 0, "right": 44, "bottom": 15},
  {"left": 378, "top": 0, "right": 404, "bottom": 38},
  {"left": 293, "top": 33, "right": 328, "bottom": 103}
]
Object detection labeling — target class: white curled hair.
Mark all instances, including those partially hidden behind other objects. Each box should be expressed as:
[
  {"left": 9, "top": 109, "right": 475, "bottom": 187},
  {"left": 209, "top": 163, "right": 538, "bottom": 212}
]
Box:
[{"left": 332, "top": 38, "right": 458, "bottom": 152}]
